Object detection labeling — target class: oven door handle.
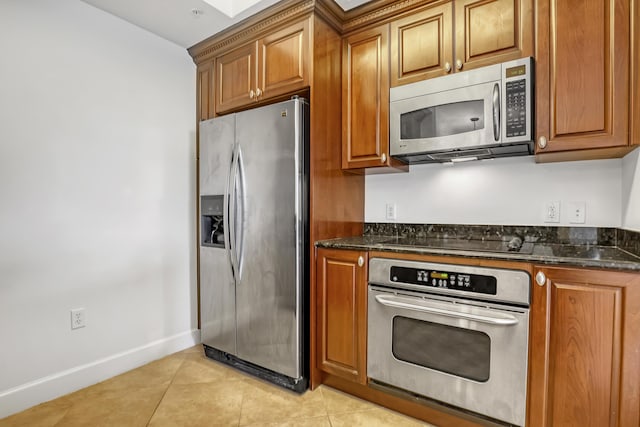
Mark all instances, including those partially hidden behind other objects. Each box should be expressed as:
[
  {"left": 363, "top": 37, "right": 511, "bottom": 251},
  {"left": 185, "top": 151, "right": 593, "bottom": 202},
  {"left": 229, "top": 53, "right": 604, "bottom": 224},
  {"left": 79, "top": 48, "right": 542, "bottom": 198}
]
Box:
[{"left": 374, "top": 295, "right": 519, "bottom": 326}]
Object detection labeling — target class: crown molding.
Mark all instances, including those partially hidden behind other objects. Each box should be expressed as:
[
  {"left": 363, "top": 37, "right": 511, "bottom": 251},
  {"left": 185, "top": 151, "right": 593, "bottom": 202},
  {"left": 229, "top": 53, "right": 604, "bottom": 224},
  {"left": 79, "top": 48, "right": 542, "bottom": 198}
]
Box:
[
  {"left": 341, "top": 0, "right": 440, "bottom": 33},
  {"left": 188, "top": 0, "right": 316, "bottom": 63},
  {"left": 187, "top": 0, "right": 438, "bottom": 64}
]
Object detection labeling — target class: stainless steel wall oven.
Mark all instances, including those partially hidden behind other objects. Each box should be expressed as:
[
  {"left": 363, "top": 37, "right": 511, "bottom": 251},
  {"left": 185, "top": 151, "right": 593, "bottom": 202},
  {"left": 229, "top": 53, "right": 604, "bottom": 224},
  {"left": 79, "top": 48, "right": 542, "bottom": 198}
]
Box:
[{"left": 368, "top": 258, "right": 531, "bottom": 426}]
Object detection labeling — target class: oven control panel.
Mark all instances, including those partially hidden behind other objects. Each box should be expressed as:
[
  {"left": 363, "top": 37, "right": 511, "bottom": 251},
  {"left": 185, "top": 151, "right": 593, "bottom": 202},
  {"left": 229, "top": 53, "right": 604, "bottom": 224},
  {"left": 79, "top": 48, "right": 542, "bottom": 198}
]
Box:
[{"left": 390, "top": 266, "right": 497, "bottom": 295}]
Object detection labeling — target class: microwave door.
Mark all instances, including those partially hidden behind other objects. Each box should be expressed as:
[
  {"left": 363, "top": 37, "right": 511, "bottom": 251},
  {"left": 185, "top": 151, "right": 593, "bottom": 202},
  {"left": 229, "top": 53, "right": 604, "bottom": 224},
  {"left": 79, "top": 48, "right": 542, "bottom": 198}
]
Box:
[{"left": 390, "top": 81, "right": 497, "bottom": 157}]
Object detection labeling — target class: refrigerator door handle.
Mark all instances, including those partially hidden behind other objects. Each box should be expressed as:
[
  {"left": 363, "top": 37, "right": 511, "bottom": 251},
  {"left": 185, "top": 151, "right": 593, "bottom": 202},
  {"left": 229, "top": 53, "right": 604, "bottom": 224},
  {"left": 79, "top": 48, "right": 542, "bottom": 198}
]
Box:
[
  {"left": 236, "top": 146, "right": 246, "bottom": 281},
  {"left": 225, "top": 143, "right": 240, "bottom": 281}
]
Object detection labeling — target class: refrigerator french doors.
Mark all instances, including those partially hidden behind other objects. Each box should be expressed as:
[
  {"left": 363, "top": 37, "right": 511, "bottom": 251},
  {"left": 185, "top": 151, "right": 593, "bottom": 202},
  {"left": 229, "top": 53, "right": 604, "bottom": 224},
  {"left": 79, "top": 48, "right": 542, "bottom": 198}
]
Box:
[{"left": 199, "top": 98, "right": 308, "bottom": 389}]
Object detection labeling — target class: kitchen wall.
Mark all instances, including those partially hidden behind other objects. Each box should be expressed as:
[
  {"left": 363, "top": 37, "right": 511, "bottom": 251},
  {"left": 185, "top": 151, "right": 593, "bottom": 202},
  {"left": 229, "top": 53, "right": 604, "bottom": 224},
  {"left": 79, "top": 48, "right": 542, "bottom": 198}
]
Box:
[
  {"left": 622, "top": 149, "right": 640, "bottom": 232},
  {"left": 0, "top": 0, "right": 196, "bottom": 417},
  {"left": 366, "top": 156, "right": 625, "bottom": 227}
]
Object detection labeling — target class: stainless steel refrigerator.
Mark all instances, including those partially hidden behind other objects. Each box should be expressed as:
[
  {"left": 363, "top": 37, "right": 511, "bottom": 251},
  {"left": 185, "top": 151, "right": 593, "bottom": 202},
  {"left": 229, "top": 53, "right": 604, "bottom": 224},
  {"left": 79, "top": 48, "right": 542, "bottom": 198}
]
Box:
[{"left": 199, "top": 97, "right": 309, "bottom": 391}]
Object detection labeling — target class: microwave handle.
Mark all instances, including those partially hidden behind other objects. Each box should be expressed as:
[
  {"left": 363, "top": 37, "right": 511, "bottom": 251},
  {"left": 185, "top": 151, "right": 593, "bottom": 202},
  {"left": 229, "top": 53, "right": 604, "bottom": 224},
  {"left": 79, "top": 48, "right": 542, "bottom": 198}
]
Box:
[{"left": 492, "top": 83, "right": 500, "bottom": 142}]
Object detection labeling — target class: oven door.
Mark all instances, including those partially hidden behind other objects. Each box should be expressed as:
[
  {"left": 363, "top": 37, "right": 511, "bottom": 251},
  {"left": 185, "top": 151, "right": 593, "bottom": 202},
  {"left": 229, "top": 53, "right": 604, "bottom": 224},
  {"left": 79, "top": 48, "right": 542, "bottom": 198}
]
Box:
[{"left": 367, "top": 285, "right": 529, "bottom": 426}]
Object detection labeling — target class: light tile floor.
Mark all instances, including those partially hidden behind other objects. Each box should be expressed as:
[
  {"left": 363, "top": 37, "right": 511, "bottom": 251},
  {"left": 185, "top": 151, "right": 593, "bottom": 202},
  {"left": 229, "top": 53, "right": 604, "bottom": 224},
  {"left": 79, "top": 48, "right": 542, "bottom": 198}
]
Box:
[{"left": 0, "top": 346, "right": 434, "bottom": 426}]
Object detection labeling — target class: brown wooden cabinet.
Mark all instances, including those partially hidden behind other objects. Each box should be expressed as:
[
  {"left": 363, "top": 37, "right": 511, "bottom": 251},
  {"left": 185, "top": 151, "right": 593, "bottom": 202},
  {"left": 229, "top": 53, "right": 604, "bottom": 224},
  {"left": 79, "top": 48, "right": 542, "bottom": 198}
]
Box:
[
  {"left": 342, "top": 24, "right": 407, "bottom": 172},
  {"left": 215, "top": 20, "right": 309, "bottom": 115},
  {"left": 390, "top": 0, "right": 533, "bottom": 86},
  {"left": 316, "top": 248, "right": 368, "bottom": 384},
  {"left": 258, "top": 20, "right": 309, "bottom": 102},
  {"left": 454, "top": 0, "right": 533, "bottom": 71},
  {"left": 197, "top": 60, "right": 214, "bottom": 122},
  {"left": 390, "top": 2, "right": 453, "bottom": 86},
  {"left": 535, "top": 0, "right": 636, "bottom": 161},
  {"left": 528, "top": 266, "right": 640, "bottom": 426},
  {"left": 215, "top": 43, "right": 256, "bottom": 114}
]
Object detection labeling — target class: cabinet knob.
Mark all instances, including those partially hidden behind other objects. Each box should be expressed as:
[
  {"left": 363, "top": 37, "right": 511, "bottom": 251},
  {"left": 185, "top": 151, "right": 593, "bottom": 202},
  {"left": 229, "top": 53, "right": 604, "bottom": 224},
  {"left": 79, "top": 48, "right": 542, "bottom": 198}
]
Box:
[
  {"left": 535, "top": 271, "right": 546, "bottom": 287},
  {"left": 538, "top": 136, "right": 548, "bottom": 149},
  {"left": 249, "top": 89, "right": 255, "bottom": 99},
  {"left": 455, "top": 59, "right": 463, "bottom": 70},
  {"left": 357, "top": 256, "right": 364, "bottom": 267},
  {"left": 256, "top": 88, "right": 262, "bottom": 98},
  {"left": 444, "top": 62, "right": 452, "bottom": 73},
  {"left": 381, "top": 153, "right": 387, "bottom": 163}
]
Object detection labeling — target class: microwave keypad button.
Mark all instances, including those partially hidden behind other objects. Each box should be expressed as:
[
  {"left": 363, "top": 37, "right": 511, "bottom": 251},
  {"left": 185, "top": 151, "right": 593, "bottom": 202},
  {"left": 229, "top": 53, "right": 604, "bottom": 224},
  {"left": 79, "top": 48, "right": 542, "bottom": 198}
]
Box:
[{"left": 506, "top": 79, "right": 527, "bottom": 137}]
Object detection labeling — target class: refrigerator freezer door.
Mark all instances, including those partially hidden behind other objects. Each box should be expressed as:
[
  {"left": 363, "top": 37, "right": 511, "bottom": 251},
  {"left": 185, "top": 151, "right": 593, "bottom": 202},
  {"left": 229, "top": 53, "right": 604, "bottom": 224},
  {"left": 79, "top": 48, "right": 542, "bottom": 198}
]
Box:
[
  {"left": 199, "top": 115, "right": 237, "bottom": 355},
  {"left": 234, "top": 99, "right": 306, "bottom": 379}
]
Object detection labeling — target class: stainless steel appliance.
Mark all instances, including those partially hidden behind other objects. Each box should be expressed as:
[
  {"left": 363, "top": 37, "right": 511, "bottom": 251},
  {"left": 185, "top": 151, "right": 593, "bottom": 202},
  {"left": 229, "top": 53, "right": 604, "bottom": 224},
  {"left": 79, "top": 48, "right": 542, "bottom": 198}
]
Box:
[
  {"left": 368, "top": 258, "right": 530, "bottom": 426},
  {"left": 199, "top": 97, "right": 309, "bottom": 392},
  {"left": 390, "top": 57, "right": 534, "bottom": 163}
]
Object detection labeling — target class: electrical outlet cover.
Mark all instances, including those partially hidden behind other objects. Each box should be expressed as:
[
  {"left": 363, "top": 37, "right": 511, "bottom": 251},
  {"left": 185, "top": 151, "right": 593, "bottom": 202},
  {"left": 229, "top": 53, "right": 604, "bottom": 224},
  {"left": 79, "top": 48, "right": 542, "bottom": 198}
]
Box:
[
  {"left": 544, "top": 201, "right": 561, "bottom": 223},
  {"left": 385, "top": 203, "right": 397, "bottom": 220},
  {"left": 568, "top": 201, "right": 586, "bottom": 224},
  {"left": 71, "top": 308, "right": 86, "bottom": 329}
]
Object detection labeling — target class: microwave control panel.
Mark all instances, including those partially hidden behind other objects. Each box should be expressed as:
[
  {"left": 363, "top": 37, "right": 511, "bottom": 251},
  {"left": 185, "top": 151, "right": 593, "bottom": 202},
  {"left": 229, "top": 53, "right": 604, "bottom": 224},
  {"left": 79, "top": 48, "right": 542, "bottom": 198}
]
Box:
[
  {"left": 390, "top": 266, "right": 497, "bottom": 295},
  {"left": 505, "top": 79, "right": 527, "bottom": 137}
]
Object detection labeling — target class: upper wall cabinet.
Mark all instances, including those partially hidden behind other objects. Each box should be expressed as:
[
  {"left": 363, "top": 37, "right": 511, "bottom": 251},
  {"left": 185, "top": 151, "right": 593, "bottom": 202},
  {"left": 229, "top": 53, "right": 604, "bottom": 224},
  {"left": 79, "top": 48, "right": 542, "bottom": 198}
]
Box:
[
  {"left": 390, "top": 2, "right": 453, "bottom": 86},
  {"left": 197, "top": 60, "right": 214, "bottom": 122},
  {"left": 342, "top": 24, "right": 407, "bottom": 171},
  {"left": 454, "top": 0, "right": 533, "bottom": 71},
  {"left": 390, "top": 0, "right": 533, "bottom": 87},
  {"left": 215, "top": 20, "right": 310, "bottom": 115},
  {"left": 535, "top": 0, "right": 637, "bottom": 161}
]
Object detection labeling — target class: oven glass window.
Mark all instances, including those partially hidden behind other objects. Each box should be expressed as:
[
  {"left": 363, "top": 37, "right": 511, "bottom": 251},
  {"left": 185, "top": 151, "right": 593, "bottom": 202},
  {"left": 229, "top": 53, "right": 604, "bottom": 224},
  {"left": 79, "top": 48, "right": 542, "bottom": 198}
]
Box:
[
  {"left": 400, "top": 100, "right": 485, "bottom": 140},
  {"left": 392, "top": 316, "right": 490, "bottom": 382}
]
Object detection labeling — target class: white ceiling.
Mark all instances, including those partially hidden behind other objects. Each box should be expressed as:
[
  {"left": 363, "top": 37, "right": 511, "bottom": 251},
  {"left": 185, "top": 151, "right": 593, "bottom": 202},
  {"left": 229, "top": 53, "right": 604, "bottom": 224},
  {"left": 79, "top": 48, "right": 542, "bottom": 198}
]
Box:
[{"left": 80, "top": 0, "right": 372, "bottom": 49}]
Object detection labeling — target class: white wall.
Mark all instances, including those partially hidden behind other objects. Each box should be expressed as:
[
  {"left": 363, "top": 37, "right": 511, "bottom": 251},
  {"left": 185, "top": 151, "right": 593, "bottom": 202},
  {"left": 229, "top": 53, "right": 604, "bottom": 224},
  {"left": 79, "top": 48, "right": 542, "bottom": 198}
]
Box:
[
  {"left": 0, "top": 0, "right": 197, "bottom": 417},
  {"left": 622, "top": 149, "right": 640, "bottom": 232},
  {"left": 366, "top": 156, "right": 623, "bottom": 227}
]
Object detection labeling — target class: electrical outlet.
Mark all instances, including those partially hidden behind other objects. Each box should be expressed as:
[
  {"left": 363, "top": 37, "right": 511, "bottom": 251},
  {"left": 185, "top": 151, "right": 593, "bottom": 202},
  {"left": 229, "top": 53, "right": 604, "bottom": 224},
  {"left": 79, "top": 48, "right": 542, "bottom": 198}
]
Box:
[
  {"left": 70, "top": 308, "right": 86, "bottom": 330},
  {"left": 544, "top": 201, "right": 561, "bottom": 223},
  {"left": 385, "top": 203, "right": 397, "bottom": 220},
  {"left": 568, "top": 201, "right": 586, "bottom": 224}
]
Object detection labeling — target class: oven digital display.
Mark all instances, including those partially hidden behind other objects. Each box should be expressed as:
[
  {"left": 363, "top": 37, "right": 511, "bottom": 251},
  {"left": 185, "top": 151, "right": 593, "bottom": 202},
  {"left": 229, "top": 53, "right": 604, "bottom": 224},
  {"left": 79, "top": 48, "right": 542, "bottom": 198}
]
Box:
[{"left": 390, "top": 266, "right": 497, "bottom": 295}]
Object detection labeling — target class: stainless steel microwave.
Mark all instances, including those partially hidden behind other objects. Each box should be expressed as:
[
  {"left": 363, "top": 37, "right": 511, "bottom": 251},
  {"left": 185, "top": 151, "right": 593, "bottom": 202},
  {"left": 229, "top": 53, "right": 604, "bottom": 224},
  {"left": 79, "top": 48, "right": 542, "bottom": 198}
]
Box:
[{"left": 390, "top": 57, "right": 534, "bottom": 164}]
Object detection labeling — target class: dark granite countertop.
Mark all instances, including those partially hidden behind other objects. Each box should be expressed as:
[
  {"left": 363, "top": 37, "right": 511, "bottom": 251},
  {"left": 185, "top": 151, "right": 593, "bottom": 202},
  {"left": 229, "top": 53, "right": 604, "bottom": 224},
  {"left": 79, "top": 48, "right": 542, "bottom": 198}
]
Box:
[{"left": 316, "top": 224, "right": 640, "bottom": 272}]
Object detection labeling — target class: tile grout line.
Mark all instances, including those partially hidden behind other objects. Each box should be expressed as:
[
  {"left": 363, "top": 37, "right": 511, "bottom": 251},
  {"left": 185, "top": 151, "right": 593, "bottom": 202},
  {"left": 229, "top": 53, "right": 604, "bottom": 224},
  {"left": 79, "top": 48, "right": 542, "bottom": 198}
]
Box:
[
  {"left": 145, "top": 354, "right": 188, "bottom": 426},
  {"left": 319, "top": 386, "right": 335, "bottom": 427},
  {"left": 236, "top": 376, "right": 245, "bottom": 427}
]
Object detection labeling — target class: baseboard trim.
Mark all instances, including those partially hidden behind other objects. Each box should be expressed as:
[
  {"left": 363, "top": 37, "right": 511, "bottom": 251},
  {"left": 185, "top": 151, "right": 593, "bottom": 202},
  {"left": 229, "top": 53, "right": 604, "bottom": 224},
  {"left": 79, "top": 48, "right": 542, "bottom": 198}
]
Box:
[{"left": 0, "top": 329, "right": 201, "bottom": 419}]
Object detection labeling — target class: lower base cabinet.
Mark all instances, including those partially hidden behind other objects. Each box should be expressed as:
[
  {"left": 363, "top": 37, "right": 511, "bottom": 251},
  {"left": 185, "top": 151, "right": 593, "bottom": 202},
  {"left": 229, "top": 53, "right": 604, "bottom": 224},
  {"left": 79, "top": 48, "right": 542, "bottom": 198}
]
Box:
[
  {"left": 529, "top": 266, "right": 640, "bottom": 426},
  {"left": 315, "top": 248, "right": 367, "bottom": 384},
  {"left": 314, "top": 249, "right": 640, "bottom": 426}
]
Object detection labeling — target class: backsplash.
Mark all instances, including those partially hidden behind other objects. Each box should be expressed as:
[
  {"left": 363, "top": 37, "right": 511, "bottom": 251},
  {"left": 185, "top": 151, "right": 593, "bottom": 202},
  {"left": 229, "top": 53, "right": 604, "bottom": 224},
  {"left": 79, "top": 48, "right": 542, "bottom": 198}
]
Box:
[
  {"left": 364, "top": 223, "right": 640, "bottom": 257},
  {"left": 619, "top": 228, "right": 640, "bottom": 257}
]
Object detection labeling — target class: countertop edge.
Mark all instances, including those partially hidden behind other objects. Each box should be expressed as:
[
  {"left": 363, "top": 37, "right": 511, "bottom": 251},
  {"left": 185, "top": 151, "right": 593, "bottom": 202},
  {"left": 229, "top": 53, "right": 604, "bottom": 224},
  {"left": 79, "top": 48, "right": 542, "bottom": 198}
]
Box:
[{"left": 315, "top": 239, "right": 640, "bottom": 272}]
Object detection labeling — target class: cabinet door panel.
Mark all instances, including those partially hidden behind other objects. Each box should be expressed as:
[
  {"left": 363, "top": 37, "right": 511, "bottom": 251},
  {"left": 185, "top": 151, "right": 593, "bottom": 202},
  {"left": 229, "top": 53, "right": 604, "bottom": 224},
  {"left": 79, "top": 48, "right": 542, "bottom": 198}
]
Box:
[
  {"left": 535, "top": 0, "right": 630, "bottom": 156},
  {"left": 197, "top": 61, "right": 214, "bottom": 121},
  {"left": 455, "top": 0, "right": 533, "bottom": 70},
  {"left": 390, "top": 3, "right": 453, "bottom": 86},
  {"left": 528, "top": 266, "right": 640, "bottom": 426},
  {"left": 316, "top": 249, "right": 367, "bottom": 384},
  {"left": 553, "top": 0, "right": 605, "bottom": 136},
  {"left": 342, "top": 25, "right": 390, "bottom": 169},
  {"left": 258, "top": 21, "right": 309, "bottom": 99},
  {"left": 215, "top": 43, "right": 256, "bottom": 114},
  {"left": 548, "top": 283, "right": 620, "bottom": 426}
]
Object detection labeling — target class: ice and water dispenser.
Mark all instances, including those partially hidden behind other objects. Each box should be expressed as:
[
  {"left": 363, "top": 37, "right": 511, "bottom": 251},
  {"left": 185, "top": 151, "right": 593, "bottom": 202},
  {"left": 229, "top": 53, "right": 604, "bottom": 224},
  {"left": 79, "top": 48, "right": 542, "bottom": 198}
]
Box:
[{"left": 201, "top": 195, "right": 225, "bottom": 248}]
